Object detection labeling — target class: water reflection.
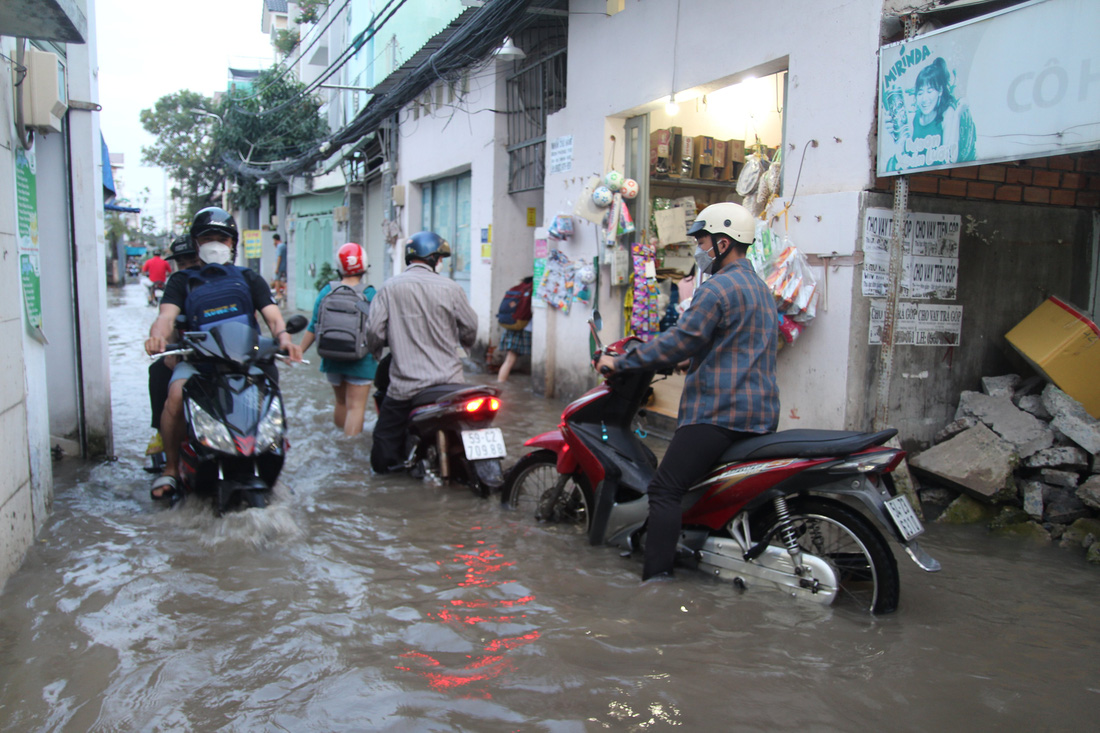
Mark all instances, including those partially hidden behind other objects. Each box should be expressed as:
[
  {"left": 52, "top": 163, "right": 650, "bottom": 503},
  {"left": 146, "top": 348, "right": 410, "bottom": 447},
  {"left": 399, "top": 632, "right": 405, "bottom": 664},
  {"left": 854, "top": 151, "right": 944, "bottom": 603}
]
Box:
[{"left": 396, "top": 529, "right": 541, "bottom": 698}]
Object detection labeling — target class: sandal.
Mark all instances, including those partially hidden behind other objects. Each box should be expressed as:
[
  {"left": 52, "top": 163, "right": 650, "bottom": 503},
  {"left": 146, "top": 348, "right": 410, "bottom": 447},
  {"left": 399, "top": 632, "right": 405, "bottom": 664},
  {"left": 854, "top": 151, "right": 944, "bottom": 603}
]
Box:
[{"left": 150, "top": 475, "right": 180, "bottom": 502}]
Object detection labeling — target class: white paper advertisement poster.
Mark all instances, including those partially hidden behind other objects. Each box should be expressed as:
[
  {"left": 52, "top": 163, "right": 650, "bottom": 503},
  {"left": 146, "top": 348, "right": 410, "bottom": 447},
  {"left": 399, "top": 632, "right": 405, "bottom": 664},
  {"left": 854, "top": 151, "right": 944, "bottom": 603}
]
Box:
[
  {"left": 869, "top": 300, "right": 964, "bottom": 346},
  {"left": 877, "top": 0, "right": 1100, "bottom": 176},
  {"left": 861, "top": 208, "right": 961, "bottom": 299}
]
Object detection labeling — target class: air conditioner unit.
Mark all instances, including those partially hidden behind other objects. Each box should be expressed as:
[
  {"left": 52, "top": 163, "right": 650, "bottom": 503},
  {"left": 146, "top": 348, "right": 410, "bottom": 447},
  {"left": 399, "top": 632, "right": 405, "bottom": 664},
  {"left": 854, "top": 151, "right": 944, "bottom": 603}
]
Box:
[{"left": 21, "top": 47, "right": 67, "bottom": 133}]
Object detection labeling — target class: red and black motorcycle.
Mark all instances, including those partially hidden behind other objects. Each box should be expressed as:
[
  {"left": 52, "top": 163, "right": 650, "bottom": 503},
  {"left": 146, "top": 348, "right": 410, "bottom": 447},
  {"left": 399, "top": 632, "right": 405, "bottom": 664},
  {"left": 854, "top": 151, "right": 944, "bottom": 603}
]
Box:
[{"left": 502, "top": 322, "right": 940, "bottom": 614}]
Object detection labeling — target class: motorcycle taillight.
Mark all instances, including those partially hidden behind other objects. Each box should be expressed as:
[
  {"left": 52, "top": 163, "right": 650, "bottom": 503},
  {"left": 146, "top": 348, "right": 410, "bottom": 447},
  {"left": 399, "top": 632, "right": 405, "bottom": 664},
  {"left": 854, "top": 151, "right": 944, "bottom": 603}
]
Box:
[{"left": 463, "top": 397, "right": 501, "bottom": 413}]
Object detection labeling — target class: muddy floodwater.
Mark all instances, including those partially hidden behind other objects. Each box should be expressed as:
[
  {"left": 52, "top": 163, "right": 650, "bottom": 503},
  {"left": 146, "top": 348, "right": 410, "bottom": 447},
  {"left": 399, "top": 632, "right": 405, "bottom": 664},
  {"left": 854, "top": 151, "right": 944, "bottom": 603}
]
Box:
[{"left": 1, "top": 283, "right": 1098, "bottom": 731}]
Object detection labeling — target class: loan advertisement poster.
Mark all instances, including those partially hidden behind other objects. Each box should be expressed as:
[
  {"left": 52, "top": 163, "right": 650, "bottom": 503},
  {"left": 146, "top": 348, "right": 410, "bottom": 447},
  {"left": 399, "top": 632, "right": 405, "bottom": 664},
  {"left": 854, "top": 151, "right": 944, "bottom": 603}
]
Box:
[
  {"left": 877, "top": 0, "right": 1100, "bottom": 176},
  {"left": 862, "top": 208, "right": 960, "bottom": 300},
  {"left": 868, "top": 300, "right": 963, "bottom": 346},
  {"left": 14, "top": 146, "right": 44, "bottom": 337}
]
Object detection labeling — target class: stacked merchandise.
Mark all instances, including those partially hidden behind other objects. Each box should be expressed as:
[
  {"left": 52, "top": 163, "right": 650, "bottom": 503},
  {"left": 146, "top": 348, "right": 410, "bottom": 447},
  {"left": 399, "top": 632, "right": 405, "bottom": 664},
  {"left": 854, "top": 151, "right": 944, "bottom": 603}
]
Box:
[{"left": 629, "top": 241, "right": 660, "bottom": 341}]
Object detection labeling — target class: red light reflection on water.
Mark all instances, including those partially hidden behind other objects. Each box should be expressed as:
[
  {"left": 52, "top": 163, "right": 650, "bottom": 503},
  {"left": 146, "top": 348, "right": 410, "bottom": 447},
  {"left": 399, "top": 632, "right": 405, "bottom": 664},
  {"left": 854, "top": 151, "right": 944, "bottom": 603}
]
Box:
[{"left": 395, "top": 529, "right": 539, "bottom": 698}]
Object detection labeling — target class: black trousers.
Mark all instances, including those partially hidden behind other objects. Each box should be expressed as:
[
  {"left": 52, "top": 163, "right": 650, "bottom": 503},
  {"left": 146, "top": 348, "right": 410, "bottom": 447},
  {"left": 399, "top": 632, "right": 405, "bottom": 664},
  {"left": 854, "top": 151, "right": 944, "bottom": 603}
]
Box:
[
  {"left": 148, "top": 360, "right": 172, "bottom": 431},
  {"left": 371, "top": 395, "right": 414, "bottom": 473},
  {"left": 643, "top": 424, "right": 757, "bottom": 580}
]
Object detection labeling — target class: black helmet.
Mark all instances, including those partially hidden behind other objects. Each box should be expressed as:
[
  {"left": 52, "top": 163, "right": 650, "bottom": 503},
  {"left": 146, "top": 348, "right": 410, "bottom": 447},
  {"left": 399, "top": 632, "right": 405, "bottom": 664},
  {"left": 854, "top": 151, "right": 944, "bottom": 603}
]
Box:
[
  {"left": 190, "top": 207, "right": 239, "bottom": 245},
  {"left": 404, "top": 231, "right": 451, "bottom": 266},
  {"left": 165, "top": 234, "right": 197, "bottom": 261}
]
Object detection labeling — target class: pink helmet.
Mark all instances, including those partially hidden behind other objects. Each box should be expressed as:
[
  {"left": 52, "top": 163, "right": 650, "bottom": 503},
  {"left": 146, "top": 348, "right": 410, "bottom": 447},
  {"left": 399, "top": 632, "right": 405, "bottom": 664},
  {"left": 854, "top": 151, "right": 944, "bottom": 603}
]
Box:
[{"left": 337, "top": 242, "right": 367, "bottom": 276}]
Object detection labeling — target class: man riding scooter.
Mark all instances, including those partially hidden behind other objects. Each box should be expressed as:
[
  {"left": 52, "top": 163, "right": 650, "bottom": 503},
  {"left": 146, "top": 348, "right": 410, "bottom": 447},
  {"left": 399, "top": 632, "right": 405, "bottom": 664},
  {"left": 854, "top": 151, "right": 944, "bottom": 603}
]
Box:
[
  {"left": 366, "top": 231, "right": 478, "bottom": 474},
  {"left": 596, "top": 202, "right": 779, "bottom": 581},
  {"left": 144, "top": 207, "right": 303, "bottom": 501}
]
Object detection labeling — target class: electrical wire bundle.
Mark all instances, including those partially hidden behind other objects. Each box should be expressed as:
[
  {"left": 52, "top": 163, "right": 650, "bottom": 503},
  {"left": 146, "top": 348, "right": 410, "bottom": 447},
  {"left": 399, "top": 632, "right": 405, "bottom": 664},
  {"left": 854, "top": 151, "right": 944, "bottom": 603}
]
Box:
[{"left": 225, "top": 0, "right": 544, "bottom": 182}]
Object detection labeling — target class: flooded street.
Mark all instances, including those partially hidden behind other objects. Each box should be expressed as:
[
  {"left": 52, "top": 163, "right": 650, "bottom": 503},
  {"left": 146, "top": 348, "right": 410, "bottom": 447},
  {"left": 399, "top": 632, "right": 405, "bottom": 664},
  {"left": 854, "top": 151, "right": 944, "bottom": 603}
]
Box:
[{"left": 2, "top": 284, "right": 1098, "bottom": 731}]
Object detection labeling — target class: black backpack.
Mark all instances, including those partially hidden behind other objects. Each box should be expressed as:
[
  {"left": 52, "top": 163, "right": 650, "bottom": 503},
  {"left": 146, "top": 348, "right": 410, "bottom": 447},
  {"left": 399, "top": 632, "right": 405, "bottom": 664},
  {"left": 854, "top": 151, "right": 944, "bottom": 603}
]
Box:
[{"left": 315, "top": 281, "right": 373, "bottom": 361}]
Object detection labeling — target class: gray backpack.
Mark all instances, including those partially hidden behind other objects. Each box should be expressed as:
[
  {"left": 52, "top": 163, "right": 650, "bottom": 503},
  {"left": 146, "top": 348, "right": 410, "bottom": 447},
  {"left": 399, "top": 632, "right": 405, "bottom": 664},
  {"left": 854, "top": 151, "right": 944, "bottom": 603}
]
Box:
[{"left": 315, "top": 281, "right": 373, "bottom": 361}]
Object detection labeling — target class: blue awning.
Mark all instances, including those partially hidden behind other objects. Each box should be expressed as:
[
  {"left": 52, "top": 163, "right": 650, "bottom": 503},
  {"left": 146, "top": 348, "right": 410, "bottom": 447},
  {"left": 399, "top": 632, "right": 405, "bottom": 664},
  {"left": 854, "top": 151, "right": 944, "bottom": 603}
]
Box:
[
  {"left": 101, "top": 134, "right": 116, "bottom": 198},
  {"left": 126, "top": 246, "right": 147, "bottom": 257},
  {"left": 105, "top": 201, "right": 141, "bottom": 213}
]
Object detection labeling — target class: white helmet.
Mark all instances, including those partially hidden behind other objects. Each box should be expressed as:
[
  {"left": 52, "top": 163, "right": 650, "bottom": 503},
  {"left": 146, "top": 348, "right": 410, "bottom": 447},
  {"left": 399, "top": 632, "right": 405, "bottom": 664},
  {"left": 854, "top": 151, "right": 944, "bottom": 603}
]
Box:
[{"left": 687, "top": 202, "right": 755, "bottom": 246}]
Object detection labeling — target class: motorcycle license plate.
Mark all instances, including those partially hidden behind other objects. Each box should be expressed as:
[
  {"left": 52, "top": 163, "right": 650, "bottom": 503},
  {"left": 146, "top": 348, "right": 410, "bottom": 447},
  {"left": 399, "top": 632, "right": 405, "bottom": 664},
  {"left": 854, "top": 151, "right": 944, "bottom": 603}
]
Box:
[
  {"left": 461, "top": 428, "right": 506, "bottom": 460},
  {"left": 885, "top": 495, "right": 924, "bottom": 540}
]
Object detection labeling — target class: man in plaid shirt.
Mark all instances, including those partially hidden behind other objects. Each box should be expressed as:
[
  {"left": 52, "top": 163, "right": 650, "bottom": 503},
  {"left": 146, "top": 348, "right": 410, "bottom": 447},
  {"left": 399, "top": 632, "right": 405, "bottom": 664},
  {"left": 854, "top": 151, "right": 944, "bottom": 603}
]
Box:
[{"left": 597, "top": 202, "right": 779, "bottom": 580}]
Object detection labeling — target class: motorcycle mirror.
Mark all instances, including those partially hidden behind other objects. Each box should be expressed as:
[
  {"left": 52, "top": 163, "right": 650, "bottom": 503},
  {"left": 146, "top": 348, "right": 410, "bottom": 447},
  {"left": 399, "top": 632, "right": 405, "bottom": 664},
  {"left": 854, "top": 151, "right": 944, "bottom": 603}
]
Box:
[{"left": 284, "top": 314, "right": 309, "bottom": 334}]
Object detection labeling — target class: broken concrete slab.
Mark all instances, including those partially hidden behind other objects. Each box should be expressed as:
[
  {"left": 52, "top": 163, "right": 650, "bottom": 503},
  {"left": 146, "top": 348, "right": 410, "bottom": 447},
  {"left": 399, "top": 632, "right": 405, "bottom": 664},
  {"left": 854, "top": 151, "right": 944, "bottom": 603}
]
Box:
[
  {"left": 1076, "top": 475, "right": 1100, "bottom": 511},
  {"left": 1041, "top": 384, "right": 1100, "bottom": 454},
  {"left": 953, "top": 390, "right": 1053, "bottom": 458},
  {"left": 1038, "top": 468, "right": 1080, "bottom": 488},
  {"left": 935, "top": 494, "right": 1000, "bottom": 524},
  {"left": 1023, "top": 445, "right": 1090, "bottom": 470},
  {"left": 981, "top": 374, "right": 1021, "bottom": 399},
  {"left": 1018, "top": 479, "right": 1045, "bottom": 520},
  {"left": 934, "top": 416, "right": 978, "bottom": 444},
  {"left": 1060, "top": 517, "right": 1100, "bottom": 548},
  {"left": 1015, "top": 394, "right": 1052, "bottom": 421},
  {"left": 1043, "top": 489, "right": 1090, "bottom": 524},
  {"left": 910, "top": 423, "right": 1018, "bottom": 503}
]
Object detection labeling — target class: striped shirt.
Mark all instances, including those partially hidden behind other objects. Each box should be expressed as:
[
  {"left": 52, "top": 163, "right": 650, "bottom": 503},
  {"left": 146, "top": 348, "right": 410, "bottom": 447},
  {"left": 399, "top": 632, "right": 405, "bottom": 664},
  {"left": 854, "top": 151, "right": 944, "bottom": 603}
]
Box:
[
  {"left": 616, "top": 257, "right": 779, "bottom": 433},
  {"left": 366, "top": 262, "right": 478, "bottom": 400}
]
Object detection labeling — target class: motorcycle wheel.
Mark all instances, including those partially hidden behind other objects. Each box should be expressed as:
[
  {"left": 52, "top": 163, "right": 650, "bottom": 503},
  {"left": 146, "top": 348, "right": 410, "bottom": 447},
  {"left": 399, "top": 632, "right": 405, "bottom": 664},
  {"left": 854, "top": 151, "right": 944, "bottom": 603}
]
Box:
[
  {"left": 502, "top": 450, "right": 593, "bottom": 534},
  {"left": 754, "top": 497, "right": 900, "bottom": 615}
]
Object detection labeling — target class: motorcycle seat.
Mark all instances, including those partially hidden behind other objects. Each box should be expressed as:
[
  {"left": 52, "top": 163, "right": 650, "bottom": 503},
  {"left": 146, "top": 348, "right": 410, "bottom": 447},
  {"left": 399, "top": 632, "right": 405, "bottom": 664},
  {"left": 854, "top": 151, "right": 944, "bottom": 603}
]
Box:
[
  {"left": 410, "top": 384, "right": 497, "bottom": 407},
  {"left": 720, "top": 428, "right": 898, "bottom": 462}
]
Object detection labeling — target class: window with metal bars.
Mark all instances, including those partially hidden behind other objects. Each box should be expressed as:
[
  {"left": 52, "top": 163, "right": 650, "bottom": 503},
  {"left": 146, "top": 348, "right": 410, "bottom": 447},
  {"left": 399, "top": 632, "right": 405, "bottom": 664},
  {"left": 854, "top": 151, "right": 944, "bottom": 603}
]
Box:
[{"left": 505, "top": 46, "right": 566, "bottom": 193}]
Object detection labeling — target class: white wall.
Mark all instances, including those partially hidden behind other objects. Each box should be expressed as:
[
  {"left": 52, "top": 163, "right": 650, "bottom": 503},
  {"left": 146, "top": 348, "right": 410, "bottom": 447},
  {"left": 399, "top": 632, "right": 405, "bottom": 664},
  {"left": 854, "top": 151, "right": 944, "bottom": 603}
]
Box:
[
  {"left": 0, "top": 37, "right": 36, "bottom": 588},
  {"left": 396, "top": 61, "right": 532, "bottom": 350},
  {"left": 68, "top": 0, "right": 112, "bottom": 455},
  {"left": 536, "top": 0, "right": 885, "bottom": 425}
]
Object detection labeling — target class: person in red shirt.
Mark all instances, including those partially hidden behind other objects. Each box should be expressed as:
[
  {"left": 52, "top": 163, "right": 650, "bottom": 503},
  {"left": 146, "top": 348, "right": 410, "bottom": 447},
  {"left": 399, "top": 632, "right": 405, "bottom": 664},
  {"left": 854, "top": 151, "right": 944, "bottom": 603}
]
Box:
[{"left": 141, "top": 250, "right": 172, "bottom": 305}]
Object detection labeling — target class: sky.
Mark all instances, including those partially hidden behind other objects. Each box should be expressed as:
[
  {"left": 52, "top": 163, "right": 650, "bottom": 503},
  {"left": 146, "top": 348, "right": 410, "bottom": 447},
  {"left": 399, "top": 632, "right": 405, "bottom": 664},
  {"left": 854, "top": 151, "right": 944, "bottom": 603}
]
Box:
[{"left": 95, "top": 0, "right": 275, "bottom": 232}]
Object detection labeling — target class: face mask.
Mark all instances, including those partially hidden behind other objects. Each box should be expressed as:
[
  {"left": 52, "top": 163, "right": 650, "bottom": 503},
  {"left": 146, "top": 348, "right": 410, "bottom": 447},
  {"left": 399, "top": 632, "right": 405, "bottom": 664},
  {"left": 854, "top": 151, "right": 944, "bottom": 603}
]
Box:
[
  {"left": 693, "top": 245, "right": 714, "bottom": 275},
  {"left": 199, "top": 243, "right": 232, "bottom": 265}
]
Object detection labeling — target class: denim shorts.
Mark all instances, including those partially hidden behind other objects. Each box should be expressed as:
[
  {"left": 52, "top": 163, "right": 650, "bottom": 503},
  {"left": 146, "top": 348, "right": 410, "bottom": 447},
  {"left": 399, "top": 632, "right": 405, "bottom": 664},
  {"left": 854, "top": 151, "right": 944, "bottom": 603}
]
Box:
[{"left": 326, "top": 372, "right": 372, "bottom": 387}]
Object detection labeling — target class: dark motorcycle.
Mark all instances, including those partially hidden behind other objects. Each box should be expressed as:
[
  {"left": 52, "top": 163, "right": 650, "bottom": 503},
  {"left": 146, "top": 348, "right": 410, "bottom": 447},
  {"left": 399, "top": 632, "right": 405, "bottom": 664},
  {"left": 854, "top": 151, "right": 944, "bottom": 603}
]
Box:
[
  {"left": 374, "top": 355, "right": 506, "bottom": 497},
  {"left": 501, "top": 321, "right": 940, "bottom": 614},
  {"left": 153, "top": 315, "right": 307, "bottom": 513}
]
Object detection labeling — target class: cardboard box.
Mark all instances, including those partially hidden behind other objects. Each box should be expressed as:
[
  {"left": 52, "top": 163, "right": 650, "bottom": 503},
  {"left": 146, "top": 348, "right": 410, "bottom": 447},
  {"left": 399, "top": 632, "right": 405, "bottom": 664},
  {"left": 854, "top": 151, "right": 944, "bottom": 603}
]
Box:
[
  {"left": 720, "top": 139, "right": 746, "bottom": 180},
  {"left": 691, "top": 136, "right": 716, "bottom": 179},
  {"left": 1005, "top": 296, "right": 1100, "bottom": 417},
  {"left": 650, "top": 129, "right": 671, "bottom": 176},
  {"left": 726, "top": 139, "right": 746, "bottom": 163},
  {"left": 714, "top": 140, "right": 727, "bottom": 169},
  {"left": 668, "top": 127, "right": 687, "bottom": 178}
]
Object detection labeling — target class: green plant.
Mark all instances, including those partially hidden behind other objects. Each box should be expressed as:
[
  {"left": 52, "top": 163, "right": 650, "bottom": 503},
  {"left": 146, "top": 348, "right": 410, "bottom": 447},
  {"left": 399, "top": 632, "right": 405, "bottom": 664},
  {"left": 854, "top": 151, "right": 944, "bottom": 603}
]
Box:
[
  {"left": 314, "top": 262, "right": 338, "bottom": 291},
  {"left": 295, "top": 0, "right": 330, "bottom": 24},
  {"left": 274, "top": 28, "right": 299, "bottom": 55}
]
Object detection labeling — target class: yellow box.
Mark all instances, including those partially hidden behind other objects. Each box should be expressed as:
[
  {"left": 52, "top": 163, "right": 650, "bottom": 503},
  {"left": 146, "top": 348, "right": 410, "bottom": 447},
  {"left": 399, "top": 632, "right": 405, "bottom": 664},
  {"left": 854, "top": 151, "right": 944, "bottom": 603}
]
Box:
[{"left": 1005, "top": 297, "right": 1100, "bottom": 417}]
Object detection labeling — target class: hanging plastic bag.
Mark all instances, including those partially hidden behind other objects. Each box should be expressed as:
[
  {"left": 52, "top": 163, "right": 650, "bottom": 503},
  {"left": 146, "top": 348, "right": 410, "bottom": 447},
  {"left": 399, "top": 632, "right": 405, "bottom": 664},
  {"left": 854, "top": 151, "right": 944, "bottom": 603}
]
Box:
[
  {"left": 736, "top": 151, "right": 767, "bottom": 197},
  {"left": 755, "top": 152, "right": 782, "bottom": 213}
]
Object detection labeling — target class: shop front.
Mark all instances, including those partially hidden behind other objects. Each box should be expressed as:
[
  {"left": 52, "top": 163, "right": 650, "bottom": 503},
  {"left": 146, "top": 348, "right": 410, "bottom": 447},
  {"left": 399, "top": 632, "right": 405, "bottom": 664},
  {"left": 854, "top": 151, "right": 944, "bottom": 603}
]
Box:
[{"left": 536, "top": 0, "right": 883, "bottom": 431}]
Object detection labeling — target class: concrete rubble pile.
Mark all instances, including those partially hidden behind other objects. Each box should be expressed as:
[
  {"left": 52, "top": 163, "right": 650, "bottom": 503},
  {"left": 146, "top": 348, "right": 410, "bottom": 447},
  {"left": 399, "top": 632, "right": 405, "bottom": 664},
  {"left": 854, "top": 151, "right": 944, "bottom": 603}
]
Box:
[{"left": 908, "top": 375, "right": 1100, "bottom": 565}]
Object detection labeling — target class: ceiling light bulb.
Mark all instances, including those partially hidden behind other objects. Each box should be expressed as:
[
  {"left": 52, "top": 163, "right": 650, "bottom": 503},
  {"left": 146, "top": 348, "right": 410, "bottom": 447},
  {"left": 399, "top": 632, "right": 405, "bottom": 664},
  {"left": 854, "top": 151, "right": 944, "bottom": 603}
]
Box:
[{"left": 665, "top": 94, "right": 679, "bottom": 116}]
